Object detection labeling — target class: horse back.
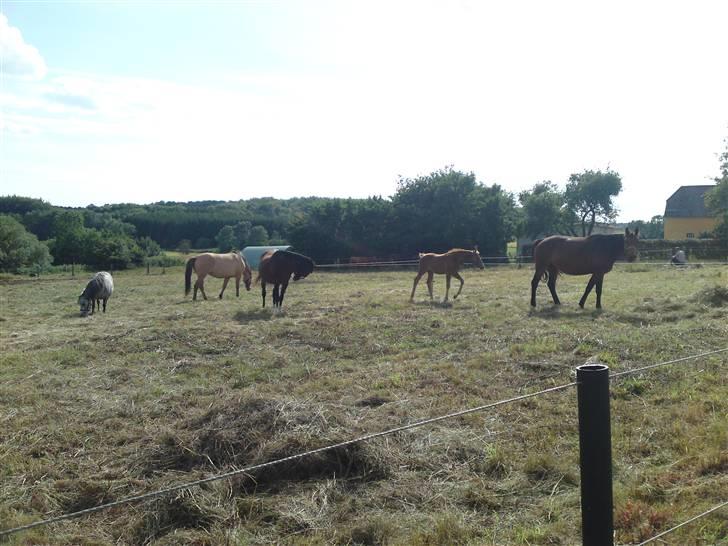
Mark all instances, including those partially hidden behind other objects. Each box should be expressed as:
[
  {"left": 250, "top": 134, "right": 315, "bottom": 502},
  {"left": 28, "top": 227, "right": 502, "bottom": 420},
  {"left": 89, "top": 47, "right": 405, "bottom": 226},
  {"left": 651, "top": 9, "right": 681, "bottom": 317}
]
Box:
[{"left": 534, "top": 235, "right": 620, "bottom": 275}]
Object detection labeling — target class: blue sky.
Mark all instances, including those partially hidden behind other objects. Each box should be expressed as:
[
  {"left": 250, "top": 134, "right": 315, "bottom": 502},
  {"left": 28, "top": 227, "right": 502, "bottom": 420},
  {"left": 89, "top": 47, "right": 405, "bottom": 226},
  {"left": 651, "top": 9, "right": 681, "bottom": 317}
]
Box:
[{"left": 2, "top": 1, "right": 727, "bottom": 221}]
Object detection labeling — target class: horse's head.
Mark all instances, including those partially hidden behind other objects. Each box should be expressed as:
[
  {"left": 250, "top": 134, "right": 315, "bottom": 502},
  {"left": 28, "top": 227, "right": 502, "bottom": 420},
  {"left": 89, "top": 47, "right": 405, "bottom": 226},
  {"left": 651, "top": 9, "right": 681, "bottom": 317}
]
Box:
[
  {"left": 624, "top": 227, "right": 639, "bottom": 262},
  {"left": 78, "top": 295, "right": 92, "bottom": 317},
  {"left": 243, "top": 264, "right": 253, "bottom": 291},
  {"left": 293, "top": 257, "right": 315, "bottom": 281},
  {"left": 472, "top": 246, "right": 485, "bottom": 269}
]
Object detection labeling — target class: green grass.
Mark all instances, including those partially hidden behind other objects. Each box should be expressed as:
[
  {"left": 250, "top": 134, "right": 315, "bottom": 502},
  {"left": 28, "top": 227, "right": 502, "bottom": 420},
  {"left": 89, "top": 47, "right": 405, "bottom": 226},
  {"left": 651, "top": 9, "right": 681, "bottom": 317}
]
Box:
[{"left": 1, "top": 265, "right": 727, "bottom": 545}]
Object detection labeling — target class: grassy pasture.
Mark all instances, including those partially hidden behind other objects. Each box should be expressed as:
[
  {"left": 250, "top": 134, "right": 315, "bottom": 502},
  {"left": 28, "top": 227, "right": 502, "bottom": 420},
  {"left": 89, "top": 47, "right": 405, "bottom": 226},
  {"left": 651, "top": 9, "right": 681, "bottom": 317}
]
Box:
[{"left": 1, "top": 264, "right": 727, "bottom": 545}]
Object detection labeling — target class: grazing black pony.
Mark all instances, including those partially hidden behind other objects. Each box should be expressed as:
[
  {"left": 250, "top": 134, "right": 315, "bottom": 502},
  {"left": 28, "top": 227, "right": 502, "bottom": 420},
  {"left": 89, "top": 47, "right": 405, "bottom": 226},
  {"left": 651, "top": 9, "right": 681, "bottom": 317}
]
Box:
[
  {"left": 78, "top": 271, "right": 114, "bottom": 316},
  {"left": 256, "top": 250, "right": 315, "bottom": 308},
  {"left": 530, "top": 228, "right": 639, "bottom": 309}
]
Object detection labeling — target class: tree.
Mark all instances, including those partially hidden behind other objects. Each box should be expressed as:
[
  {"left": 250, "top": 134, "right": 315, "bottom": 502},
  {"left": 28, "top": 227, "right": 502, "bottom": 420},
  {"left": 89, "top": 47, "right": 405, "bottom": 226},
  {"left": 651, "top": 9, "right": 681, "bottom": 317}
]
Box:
[
  {"left": 51, "top": 211, "right": 86, "bottom": 275},
  {"left": 248, "top": 225, "right": 269, "bottom": 246},
  {"left": 564, "top": 169, "right": 622, "bottom": 236},
  {"left": 177, "top": 239, "right": 192, "bottom": 254},
  {"left": 518, "top": 182, "right": 572, "bottom": 238},
  {"left": 627, "top": 215, "right": 663, "bottom": 239},
  {"left": 215, "top": 226, "right": 237, "bottom": 252},
  {"left": 706, "top": 137, "right": 728, "bottom": 241},
  {"left": 0, "top": 215, "right": 53, "bottom": 273}
]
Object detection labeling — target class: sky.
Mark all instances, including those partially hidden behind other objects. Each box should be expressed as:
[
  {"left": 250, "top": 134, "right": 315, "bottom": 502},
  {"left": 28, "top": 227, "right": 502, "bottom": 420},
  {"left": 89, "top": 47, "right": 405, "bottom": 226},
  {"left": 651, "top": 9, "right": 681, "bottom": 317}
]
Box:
[{"left": 1, "top": 1, "right": 727, "bottom": 221}]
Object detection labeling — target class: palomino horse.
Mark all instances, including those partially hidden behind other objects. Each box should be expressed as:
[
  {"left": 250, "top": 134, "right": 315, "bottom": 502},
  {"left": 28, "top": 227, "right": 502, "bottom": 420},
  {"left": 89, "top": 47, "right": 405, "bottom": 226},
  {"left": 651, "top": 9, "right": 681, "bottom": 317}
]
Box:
[
  {"left": 530, "top": 228, "right": 639, "bottom": 309},
  {"left": 256, "top": 249, "right": 315, "bottom": 308},
  {"left": 185, "top": 252, "right": 252, "bottom": 301},
  {"left": 410, "top": 247, "right": 484, "bottom": 302}
]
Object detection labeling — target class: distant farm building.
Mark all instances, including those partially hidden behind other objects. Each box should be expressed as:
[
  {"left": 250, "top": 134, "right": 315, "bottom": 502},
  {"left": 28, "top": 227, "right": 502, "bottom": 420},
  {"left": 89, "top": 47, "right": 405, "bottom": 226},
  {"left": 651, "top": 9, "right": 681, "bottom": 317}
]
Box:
[
  {"left": 242, "top": 246, "right": 292, "bottom": 269},
  {"left": 664, "top": 185, "right": 717, "bottom": 240}
]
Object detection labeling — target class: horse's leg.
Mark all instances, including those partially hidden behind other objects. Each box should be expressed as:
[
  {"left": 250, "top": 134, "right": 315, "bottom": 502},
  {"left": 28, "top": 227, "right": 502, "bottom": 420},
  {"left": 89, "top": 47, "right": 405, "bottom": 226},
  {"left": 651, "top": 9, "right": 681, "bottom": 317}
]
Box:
[
  {"left": 444, "top": 274, "right": 451, "bottom": 301},
  {"left": 102, "top": 298, "right": 107, "bottom": 312},
  {"left": 579, "top": 275, "right": 597, "bottom": 308},
  {"left": 235, "top": 274, "right": 240, "bottom": 297},
  {"left": 198, "top": 275, "right": 208, "bottom": 300},
  {"left": 90, "top": 300, "right": 95, "bottom": 315},
  {"left": 426, "top": 272, "right": 434, "bottom": 300},
  {"left": 595, "top": 274, "right": 605, "bottom": 309},
  {"left": 547, "top": 265, "right": 560, "bottom": 305},
  {"left": 410, "top": 272, "right": 424, "bottom": 301},
  {"left": 279, "top": 281, "right": 289, "bottom": 308},
  {"left": 530, "top": 265, "right": 547, "bottom": 307},
  {"left": 261, "top": 281, "right": 267, "bottom": 307},
  {"left": 272, "top": 284, "right": 280, "bottom": 307},
  {"left": 452, "top": 272, "right": 465, "bottom": 299},
  {"left": 219, "top": 277, "right": 230, "bottom": 299}
]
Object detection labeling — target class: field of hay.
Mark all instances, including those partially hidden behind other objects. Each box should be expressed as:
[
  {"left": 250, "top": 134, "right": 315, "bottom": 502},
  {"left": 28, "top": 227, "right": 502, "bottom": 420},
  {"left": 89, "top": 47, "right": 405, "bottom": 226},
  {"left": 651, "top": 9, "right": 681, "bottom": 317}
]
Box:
[{"left": 1, "top": 264, "right": 727, "bottom": 545}]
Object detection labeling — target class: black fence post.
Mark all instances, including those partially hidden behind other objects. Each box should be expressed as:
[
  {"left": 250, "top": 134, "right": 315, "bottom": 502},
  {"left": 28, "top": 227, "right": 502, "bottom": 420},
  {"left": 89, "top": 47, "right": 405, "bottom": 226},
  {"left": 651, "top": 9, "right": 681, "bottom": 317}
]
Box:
[{"left": 576, "top": 363, "right": 614, "bottom": 546}]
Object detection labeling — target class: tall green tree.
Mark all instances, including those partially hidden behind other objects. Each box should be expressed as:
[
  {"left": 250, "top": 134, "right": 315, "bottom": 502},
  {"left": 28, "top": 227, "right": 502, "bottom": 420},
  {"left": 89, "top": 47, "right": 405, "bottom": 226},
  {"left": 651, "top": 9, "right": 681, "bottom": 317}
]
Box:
[
  {"left": 215, "top": 225, "right": 237, "bottom": 252},
  {"left": 706, "top": 137, "right": 728, "bottom": 241},
  {"left": 518, "top": 182, "right": 573, "bottom": 238},
  {"left": 0, "top": 215, "right": 53, "bottom": 273},
  {"left": 248, "top": 225, "right": 270, "bottom": 246},
  {"left": 564, "top": 169, "right": 622, "bottom": 236},
  {"left": 51, "top": 211, "right": 86, "bottom": 275}
]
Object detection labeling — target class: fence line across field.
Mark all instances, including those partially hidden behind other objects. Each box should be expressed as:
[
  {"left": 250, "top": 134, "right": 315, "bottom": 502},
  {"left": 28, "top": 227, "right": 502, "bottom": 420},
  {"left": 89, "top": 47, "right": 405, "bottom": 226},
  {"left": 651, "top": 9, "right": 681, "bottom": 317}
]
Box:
[
  {"left": 1, "top": 347, "right": 726, "bottom": 540},
  {"left": 315, "top": 259, "right": 728, "bottom": 269}
]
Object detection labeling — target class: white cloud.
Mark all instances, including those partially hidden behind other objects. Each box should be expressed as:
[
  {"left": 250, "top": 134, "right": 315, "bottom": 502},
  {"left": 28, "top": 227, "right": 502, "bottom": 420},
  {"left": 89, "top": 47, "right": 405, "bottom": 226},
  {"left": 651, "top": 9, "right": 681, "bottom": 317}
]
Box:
[{"left": 0, "top": 13, "right": 47, "bottom": 79}]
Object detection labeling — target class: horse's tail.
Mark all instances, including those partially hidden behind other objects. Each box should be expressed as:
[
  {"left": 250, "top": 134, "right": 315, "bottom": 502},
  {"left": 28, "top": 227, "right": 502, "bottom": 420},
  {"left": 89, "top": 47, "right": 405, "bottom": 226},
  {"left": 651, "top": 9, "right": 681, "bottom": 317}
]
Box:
[{"left": 184, "top": 257, "right": 196, "bottom": 296}]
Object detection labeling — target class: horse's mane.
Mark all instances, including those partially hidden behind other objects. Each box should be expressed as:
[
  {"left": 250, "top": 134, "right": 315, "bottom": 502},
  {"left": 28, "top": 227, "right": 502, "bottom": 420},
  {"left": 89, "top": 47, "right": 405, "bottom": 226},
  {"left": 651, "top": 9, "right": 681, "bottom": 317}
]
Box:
[{"left": 445, "top": 248, "right": 475, "bottom": 256}]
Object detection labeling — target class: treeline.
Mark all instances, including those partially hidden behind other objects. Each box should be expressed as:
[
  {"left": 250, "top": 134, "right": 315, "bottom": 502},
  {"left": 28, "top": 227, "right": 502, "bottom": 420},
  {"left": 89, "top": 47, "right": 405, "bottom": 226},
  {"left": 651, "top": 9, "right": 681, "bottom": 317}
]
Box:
[{"left": 3, "top": 158, "right": 727, "bottom": 274}]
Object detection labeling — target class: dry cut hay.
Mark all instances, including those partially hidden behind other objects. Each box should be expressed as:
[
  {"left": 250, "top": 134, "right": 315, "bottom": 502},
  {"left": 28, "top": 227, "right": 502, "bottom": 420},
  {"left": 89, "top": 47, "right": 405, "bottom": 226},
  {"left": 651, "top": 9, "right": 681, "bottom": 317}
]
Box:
[
  {"left": 695, "top": 284, "right": 728, "bottom": 307},
  {"left": 139, "top": 396, "right": 390, "bottom": 492}
]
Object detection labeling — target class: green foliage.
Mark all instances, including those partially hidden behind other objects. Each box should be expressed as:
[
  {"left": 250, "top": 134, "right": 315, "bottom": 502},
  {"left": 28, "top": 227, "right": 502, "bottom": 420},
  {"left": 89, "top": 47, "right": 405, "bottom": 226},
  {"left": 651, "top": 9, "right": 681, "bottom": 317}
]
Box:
[
  {"left": 628, "top": 215, "right": 664, "bottom": 239},
  {"left": 215, "top": 225, "right": 237, "bottom": 252},
  {"left": 0, "top": 195, "right": 53, "bottom": 215},
  {"left": 177, "top": 239, "right": 192, "bottom": 254},
  {"left": 0, "top": 215, "right": 53, "bottom": 273},
  {"left": 706, "top": 137, "right": 728, "bottom": 241},
  {"left": 138, "top": 236, "right": 162, "bottom": 257},
  {"left": 518, "top": 181, "right": 573, "bottom": 238},
  {"left": 565, "top": 169, "right": 623, "bottom": 236},
  {"left": 248, "top": 225, "right": 269, "bottom": 246},
  {"left": 50, "top": 211, "right": 86, "bottom": 265}
]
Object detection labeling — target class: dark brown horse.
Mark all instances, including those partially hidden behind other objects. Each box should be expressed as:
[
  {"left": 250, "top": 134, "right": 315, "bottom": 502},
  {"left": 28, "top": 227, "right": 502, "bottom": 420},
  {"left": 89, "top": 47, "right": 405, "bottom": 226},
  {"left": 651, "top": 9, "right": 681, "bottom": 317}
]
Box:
[
  {"left": 410, "top": 247, "right": 484, "bottom": 302},
  {"left": 256, "top": 250, "right": 315, "bottom": 308},
  {"left": 530, "top": 228, "right": 639, "bottom": 309}
]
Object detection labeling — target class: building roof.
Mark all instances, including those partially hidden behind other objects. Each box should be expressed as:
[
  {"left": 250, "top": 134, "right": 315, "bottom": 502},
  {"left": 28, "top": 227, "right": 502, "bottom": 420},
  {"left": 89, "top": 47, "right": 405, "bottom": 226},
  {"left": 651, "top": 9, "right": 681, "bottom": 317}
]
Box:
[{"left": 664, "top": 185, "right": 715, "bottom": 218}]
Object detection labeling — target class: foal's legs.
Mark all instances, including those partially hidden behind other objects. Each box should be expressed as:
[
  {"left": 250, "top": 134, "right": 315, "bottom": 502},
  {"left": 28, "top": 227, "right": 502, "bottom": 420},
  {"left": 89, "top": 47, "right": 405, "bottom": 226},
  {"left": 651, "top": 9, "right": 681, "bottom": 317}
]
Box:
[
  {"left": 410, "top": 271, "right": 425, "bottom": 301},
  {"left": 426, "top": 272, "right": 434, "bottom": 300},
  {"left": 444, "top": 274, "right": 451, "bottom": 301},
  {"left": 578, "top": 275, "right": 597, "bottom": 308},
  {"left": 261, "top": 281, "right": 267, "bottom": 307},
  {"left": 219, "top": 277, "right": 230, "bottom": 299},
  {"left": 452, "top": 272, "right": 465, "bottom": 299},
  {"left": 546, "top": 265, "right": 560, "bottom": 305}
]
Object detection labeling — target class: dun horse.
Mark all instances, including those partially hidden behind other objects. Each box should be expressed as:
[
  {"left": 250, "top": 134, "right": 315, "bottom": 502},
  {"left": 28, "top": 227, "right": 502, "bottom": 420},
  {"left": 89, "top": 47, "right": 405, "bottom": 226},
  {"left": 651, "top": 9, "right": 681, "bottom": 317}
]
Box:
[
  {"left": 185, "top": 252, "right": 252, "bottom": 301},
  {"left": 530, "top": 228, "right": 639, "bottom": 309},
  {"left": 256, "top": 250, "right": 315, "bottom": 308},
  {"left": 410, "top": 247, "right": 484, "bottom": 302},
  {"left": 79, "top": 271, "right": 114, "bottom": 316}
]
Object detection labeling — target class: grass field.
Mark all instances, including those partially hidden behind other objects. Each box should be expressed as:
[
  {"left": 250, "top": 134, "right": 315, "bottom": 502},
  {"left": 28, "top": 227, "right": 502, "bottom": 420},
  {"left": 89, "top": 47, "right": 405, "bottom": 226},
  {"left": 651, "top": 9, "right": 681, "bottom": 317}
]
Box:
[{"left": 1, "top": 264, "right": 727, "bottom": 545}]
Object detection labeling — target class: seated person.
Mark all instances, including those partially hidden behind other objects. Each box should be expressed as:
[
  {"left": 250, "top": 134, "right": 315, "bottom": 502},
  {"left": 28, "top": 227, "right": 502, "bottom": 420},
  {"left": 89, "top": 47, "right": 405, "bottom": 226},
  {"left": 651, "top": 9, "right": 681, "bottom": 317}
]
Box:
[{"left": 670, "top": 247, "right": 687, "bottom": 265}]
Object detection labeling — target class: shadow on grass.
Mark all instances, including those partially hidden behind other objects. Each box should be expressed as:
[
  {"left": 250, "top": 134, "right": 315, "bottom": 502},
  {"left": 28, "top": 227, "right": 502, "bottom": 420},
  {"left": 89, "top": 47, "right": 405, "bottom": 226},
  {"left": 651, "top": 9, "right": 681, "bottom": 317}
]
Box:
[
  {"left": 411, "top": 300, "right": 454, "bottom": 309},
  {"left": 528, "top": 305, "right": 604, "bottom": 320},
  {"left": 234, "top": 309, "right": 273, "bottom": 323}
]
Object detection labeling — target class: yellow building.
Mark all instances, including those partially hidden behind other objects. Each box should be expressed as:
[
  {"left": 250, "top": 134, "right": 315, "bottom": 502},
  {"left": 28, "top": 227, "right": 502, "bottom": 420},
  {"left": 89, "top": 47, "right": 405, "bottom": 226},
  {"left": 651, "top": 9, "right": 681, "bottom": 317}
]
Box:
[{"left": 663, "top": 185, "right": 718, "bottom": 240}]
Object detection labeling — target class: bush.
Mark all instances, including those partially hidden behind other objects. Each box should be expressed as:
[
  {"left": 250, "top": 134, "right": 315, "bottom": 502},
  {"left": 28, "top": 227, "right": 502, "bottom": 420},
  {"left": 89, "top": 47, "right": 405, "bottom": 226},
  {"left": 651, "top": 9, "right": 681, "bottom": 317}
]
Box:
[{"left": 0, "top": 215, "right": 53, "bottom": 273}]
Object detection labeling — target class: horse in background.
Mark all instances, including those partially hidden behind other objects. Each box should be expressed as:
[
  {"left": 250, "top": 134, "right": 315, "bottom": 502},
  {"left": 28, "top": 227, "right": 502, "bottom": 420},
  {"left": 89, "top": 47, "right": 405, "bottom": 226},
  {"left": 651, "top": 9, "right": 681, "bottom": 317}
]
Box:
[
  {"left": 410, "top": 247, "right": 484, "bottom": 302},
  {"left": 185, "top": 252, "right": 252, "bottom": 301},
  {"left": 530, "top": 228, "right": 639, "bottom": 309},
  {"left": 79, "top": 271, "right": 114, "bottom": 316},
  {"left": 256, "top": 250, "right": 315, "bottom": 308}
]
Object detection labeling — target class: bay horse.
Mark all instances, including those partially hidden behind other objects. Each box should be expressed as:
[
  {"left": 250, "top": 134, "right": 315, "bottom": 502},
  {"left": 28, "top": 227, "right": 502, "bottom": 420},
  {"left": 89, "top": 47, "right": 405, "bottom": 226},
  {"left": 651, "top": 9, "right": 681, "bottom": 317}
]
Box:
[
  {"left": 256, "top": 249, "right": 315, "bottom": 308},
  {"left": 185, "top": 252, "right": 252, "bottom": 301},
  {"left": 530, "top": 228, "right": 639, "bottom": 309},
  {"left": 410, "top": 247, "right": 484, "bottom": 302}
]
